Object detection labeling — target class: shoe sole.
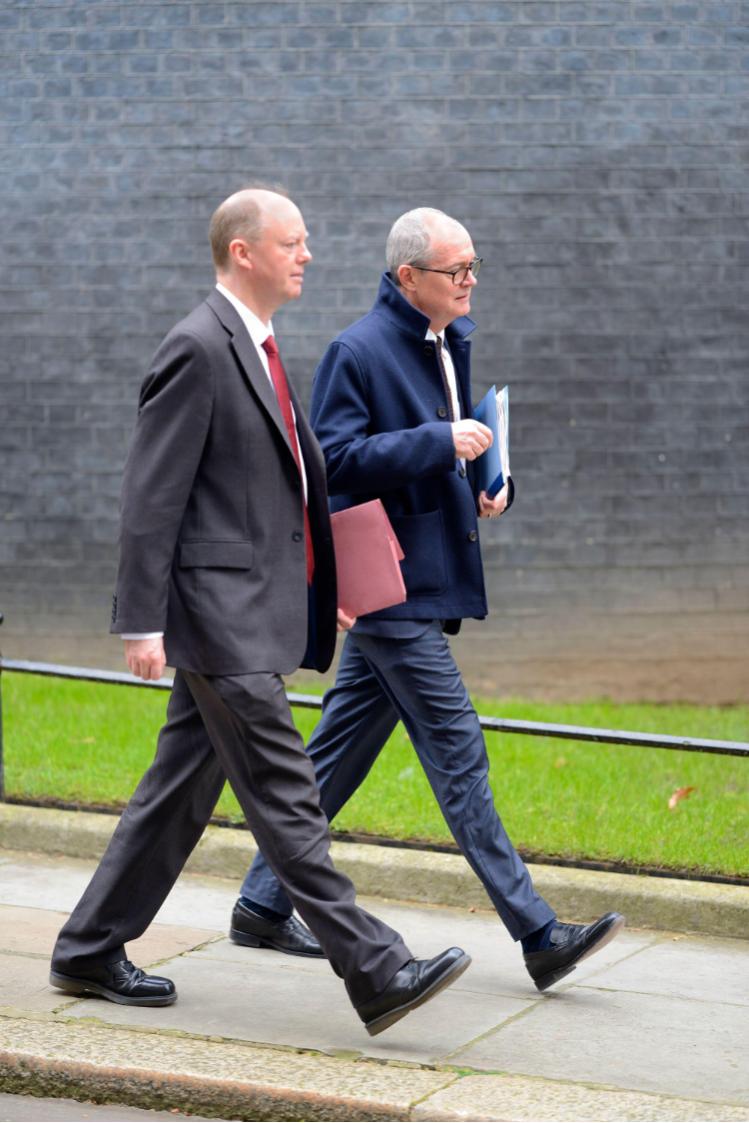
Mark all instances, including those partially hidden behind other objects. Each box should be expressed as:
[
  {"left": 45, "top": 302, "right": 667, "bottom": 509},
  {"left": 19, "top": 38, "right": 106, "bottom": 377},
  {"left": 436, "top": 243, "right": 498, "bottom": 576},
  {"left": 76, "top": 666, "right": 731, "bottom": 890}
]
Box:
[
  {"left": 533, "top": 914, "right": 626, "bottom": 992},
  {"left": 229, "top": 928, "right": 326, "bottom": 958},
  {"left": 49, "top": 970, "right": 177, "bottom": 1007},
  {"left": 365, "top": 952, "right": 472, "bottom": 1037}
]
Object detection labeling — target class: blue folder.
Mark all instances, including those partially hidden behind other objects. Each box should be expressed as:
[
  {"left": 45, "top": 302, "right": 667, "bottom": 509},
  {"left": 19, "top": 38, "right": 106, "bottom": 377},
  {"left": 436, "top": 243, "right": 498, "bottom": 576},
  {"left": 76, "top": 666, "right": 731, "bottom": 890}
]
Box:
[{"left": 473, "top": 385, "right": 510, "bottom": 499}]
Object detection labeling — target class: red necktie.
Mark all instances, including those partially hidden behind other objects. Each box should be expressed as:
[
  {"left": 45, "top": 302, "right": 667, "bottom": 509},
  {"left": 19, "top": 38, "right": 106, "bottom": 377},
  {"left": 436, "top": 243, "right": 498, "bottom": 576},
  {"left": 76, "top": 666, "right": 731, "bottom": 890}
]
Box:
[{"left": 262, "top": 335, "right": 315, "bottom": 584}]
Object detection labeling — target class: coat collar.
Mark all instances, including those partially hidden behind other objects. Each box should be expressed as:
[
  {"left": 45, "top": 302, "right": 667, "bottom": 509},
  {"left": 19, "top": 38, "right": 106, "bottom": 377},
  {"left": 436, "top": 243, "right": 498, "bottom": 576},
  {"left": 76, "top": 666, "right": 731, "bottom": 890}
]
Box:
[{"left": 373, "top": 271, "right": 477, "bottom": 344}]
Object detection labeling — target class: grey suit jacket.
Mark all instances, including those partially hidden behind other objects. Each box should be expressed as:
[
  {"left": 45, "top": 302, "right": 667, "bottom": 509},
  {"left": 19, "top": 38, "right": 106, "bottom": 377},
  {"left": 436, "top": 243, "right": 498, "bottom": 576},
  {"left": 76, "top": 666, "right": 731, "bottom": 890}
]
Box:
[{"left": 110, "top": 289, "right": 337, "bottom": 676}]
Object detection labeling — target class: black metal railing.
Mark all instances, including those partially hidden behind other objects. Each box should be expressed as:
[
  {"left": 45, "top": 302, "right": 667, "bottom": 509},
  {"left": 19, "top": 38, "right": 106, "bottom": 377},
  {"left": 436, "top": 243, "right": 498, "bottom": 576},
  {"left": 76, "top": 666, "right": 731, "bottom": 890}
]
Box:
[{"left": 1, "top": 649, "right": 747, "bottom": 804}]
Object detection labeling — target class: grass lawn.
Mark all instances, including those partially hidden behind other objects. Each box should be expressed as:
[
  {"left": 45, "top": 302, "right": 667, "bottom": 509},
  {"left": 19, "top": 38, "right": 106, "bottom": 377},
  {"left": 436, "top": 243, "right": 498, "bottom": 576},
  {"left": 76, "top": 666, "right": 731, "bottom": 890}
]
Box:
[{"left": 2, "top": 672, "right": 747, "bottom": 879}]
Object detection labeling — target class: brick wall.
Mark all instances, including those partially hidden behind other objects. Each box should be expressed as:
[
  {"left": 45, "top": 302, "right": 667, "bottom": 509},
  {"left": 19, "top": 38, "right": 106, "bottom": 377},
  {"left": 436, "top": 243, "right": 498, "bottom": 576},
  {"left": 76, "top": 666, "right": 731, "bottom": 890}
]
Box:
[{"left": 2, "top": 1, "right": 748, "bottom": 701}]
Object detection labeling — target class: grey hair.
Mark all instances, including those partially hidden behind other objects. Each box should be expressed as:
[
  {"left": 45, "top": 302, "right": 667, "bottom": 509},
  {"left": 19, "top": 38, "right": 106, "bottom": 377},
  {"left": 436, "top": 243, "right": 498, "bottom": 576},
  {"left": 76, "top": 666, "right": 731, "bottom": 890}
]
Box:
[{"left": 386, "top": 207, "right": 450, "bottom": 284}]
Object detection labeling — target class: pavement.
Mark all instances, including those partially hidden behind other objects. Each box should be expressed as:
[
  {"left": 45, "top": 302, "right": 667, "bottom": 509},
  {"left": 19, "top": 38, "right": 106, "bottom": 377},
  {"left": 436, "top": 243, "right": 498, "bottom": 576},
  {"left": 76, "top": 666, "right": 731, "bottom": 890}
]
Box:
[
  {"left": 0, "top": 1092, "right": 223, "bottom": 1121},
  {"left": 0, "top": 807, "right": 747, "bottom": 1122}
]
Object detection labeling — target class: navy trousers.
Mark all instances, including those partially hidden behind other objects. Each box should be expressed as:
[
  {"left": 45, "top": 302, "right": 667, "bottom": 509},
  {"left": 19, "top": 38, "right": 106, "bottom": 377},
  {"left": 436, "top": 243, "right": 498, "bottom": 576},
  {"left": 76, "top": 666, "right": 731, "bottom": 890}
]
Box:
[{"left": 240, "top": 622, "right": 555, "bottom": 941}]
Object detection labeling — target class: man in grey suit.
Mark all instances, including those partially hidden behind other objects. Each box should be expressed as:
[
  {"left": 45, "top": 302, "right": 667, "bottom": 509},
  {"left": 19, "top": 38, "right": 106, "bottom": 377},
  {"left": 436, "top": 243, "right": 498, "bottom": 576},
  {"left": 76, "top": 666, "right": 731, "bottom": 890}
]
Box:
[{"left": 49, "top": 187, "right": 470, "bottom": 1037}]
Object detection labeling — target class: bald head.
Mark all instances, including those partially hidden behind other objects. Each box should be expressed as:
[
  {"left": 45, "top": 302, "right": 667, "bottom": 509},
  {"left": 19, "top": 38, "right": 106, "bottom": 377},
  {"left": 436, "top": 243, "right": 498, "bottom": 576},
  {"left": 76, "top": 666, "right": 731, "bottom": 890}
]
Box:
[
  {"left": 386, "top": 208, "right": 469, "bottom": 284},
  {"left": 209, "top": 185, "right": 293, "bottom": 270}
]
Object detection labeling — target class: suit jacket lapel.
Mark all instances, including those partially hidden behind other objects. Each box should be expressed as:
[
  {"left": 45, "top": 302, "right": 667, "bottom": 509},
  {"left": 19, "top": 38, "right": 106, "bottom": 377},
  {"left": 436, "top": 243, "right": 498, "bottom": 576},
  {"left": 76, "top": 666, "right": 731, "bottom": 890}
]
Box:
[{"left": 205, "top": 289, "right": 296, "bottom": 463}]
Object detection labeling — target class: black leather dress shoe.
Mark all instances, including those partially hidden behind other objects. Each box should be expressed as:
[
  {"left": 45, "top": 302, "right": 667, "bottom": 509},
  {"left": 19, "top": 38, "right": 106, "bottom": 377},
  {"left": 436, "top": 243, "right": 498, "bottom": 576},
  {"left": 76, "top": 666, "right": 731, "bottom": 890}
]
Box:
[
  {"left": 230, "top": 899, "right": 324, "bottom": 958},
  {"left": 49, "top": 959, "right": 177, "bottom": 1007},
  {"left": 524, "top": 912, "right": 625, "bottom": 992},
  {"left": 356, "top": 946, "right": 471, "bottom": 1037}
]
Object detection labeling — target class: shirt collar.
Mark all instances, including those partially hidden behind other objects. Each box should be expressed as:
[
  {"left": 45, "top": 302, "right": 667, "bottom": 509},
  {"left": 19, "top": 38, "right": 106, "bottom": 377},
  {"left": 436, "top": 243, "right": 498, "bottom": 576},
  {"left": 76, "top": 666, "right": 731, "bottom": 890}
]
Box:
[
  {"left": 215, "top": 283, "right": 273, "bottom": 350},
  {"left": 425, "top": 327, "right": 446, "bottom": 344}
]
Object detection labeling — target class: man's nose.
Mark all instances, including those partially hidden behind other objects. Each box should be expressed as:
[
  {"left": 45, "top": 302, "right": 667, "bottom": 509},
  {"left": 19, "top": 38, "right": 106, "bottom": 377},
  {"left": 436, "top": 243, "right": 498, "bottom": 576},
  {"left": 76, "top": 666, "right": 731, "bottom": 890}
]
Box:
[
  {"left": 299, "top": 243, "right": 312, "bottom": 263},
  {"left": 464, "top": 269, "right": 478, "bottom": 288}
]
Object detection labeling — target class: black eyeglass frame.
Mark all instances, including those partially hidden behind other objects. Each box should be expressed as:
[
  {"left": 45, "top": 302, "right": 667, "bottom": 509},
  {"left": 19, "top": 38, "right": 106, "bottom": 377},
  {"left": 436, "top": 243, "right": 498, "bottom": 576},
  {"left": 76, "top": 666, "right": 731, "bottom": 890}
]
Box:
[{"left": 411, "top": 257, "right": 483, "bottom": 285}]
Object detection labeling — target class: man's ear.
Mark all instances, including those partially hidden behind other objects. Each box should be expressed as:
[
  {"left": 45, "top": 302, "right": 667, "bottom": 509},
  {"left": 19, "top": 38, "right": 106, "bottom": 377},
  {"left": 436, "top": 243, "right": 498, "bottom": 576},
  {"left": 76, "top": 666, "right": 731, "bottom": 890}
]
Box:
[
  {"left": 228, "top": 238, "right": 253, "bottom": 272},
  {"left": 397, "top": 263, "right": 417, "bottom": 293}
]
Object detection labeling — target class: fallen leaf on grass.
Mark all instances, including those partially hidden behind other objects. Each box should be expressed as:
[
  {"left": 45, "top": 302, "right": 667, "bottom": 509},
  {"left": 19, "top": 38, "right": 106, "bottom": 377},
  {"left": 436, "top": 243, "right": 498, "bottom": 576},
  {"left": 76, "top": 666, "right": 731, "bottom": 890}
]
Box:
[
  {"left": 554, "top": 756, "right": 568, "bottom": 769},
  {"left": 668, "top": 785, "right": 696, "bottom": 811}
]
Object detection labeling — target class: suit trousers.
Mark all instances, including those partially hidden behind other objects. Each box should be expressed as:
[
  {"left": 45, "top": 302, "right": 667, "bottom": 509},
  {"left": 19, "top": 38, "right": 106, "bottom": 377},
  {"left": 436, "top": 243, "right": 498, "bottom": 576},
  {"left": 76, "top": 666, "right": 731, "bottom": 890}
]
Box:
[
  {"left": 52, "top": 669, "right": 410, "bottom": 1007},
  {"left": 241, "top": 622, "right": 556, "bottom": 941}
]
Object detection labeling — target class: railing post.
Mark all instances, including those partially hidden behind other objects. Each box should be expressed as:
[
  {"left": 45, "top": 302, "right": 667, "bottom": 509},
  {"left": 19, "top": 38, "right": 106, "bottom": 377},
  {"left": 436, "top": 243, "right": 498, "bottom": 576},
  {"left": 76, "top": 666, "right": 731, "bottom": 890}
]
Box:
[{"left": 0, "top": 612, "right": 5, "bottom": 800}]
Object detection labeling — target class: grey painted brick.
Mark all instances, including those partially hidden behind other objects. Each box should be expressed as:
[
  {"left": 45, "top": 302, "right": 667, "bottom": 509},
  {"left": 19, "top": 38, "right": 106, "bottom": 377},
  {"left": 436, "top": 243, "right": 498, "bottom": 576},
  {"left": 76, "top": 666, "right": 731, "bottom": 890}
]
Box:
[
  {"left": 0, "top": 9, "right": 21, "bottom": 30},
  {"left": 27, "top": 7, "right": 88, "bottom": 30},
  {"left": 1, "top": 0, "right": 747, "bottom": 699}
]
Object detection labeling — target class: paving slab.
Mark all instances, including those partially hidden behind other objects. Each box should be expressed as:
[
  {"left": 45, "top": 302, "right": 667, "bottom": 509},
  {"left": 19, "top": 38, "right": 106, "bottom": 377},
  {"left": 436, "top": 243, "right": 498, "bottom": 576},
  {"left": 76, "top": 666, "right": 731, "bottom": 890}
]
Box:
[
  {"left": 0, "top": 851, "right": 235, "bottom": 934},
  {"left": 0, "top": 953, "right": 68, "bottom": 1014},
  {"left": 61, "top": 945, "right": 535, "bottom": 1065},
  {"left": 451, "top": 986, "right": 749, "bottom": 1104},
  {"left": 585, "top": 931, "right": 749, "bottom": 1006},
  {"left": 0, "top": 1091, "right": 226, "bottom": 1121},
  {"left": 414, "top": 1074, "right": 749, "bottom": 1122},
  {"left": 0, "top": 903, "right": 220, "bottom": 968}
]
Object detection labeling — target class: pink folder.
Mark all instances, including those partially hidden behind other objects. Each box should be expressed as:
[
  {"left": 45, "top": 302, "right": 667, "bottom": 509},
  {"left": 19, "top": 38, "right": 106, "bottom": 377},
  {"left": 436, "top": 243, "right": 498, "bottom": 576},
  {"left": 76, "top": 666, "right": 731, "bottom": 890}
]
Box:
[{"left": 330, "top": 499, "right": 407, "bottom": 618}]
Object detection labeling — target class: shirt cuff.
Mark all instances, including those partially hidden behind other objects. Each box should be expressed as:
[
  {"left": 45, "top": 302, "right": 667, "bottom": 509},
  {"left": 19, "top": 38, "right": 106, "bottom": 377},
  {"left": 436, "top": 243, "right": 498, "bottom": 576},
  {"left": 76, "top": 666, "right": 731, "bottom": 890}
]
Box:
[{"left": 121, "top": 633, "right": 164, "bottom": 640}]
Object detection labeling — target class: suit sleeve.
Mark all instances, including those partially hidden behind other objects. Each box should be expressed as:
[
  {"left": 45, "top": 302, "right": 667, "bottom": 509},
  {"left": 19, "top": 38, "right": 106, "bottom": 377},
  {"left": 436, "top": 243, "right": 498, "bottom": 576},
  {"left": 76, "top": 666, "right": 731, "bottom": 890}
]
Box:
[
  {"left": 111, "top": 330, "right": 214, "bottom": 634},
  {"left": 310, "top": 341, "right": 456, "bottom": 495}
]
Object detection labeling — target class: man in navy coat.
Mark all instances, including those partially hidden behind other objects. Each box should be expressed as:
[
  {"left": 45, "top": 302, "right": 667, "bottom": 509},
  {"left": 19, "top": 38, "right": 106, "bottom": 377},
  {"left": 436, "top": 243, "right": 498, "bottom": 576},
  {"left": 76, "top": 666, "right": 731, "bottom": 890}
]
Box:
[{"left": 231, "top": 207, "right": 624, "bottom": 992}]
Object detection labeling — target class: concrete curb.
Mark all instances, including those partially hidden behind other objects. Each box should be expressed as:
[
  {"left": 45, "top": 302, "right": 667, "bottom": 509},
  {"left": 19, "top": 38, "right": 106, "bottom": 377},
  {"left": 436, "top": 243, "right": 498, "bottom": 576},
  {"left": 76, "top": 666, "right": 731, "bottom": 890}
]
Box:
[
  {"left": 1, "top": 802, "right": 747, "bottom": 939},
  {"left": 2, "top": 1013, "right": 747, "bottom": 1123},
  {"left": 0, "top": 1012, "right": 455, "bottom": 1121}
]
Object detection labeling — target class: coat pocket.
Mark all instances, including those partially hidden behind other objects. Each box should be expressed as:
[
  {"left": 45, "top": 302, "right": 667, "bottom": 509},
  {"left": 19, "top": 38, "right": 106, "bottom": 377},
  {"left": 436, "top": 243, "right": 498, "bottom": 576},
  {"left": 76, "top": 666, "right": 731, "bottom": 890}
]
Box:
[
  {"left": 388, "top": 510, "right": 447, "bottom": 596},
  {"left": 178, "top": 540, "right": 254, "bottom": 569}
]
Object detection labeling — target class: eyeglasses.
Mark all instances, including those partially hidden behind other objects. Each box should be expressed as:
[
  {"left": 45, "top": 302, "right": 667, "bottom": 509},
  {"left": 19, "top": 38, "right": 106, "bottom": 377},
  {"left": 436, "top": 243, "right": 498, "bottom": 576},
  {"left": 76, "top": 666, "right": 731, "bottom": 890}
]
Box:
[{"left": 412, "top": 257, "right": 483, "bottom": 285}]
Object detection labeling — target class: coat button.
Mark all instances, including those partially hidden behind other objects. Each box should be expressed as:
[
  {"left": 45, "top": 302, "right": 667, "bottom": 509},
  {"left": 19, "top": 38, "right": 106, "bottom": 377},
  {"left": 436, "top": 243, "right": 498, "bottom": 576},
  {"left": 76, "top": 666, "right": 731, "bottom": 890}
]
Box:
[
  {"left": 458, "top": 466, "right": 467, "bottom": 478},
  {"left": 292, "top": 530, "right": 303, "bottom": 542},
  {"left": 467, "top": 530, "right": 478, "bottom": 542},
  {"left": 437, "top": 406, "right": 447, "bottom": 419},
  {"left": 423, "top": 344, "right": 433, "bottom": 355}
]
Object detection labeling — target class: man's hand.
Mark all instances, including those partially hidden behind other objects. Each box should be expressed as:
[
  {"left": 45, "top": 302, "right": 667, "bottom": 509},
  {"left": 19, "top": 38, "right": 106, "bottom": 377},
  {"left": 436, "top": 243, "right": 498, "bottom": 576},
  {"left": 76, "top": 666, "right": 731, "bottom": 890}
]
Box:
[
  {"left": 124, "top": 637, "right": 167, "bottom": 681},
  {"left": 478, "top": 483, "right": 509, "bottom": 519},
  {"left": 337, "top": 608, "right": 356, "bottom": 632},
  {"left": 451, "top": 419, "right": 492, "bottom": 461}
]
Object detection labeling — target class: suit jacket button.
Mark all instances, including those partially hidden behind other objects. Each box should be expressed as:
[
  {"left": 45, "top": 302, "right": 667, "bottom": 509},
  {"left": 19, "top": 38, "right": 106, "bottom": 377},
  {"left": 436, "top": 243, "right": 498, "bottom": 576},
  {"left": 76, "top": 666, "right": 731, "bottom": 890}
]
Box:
[
  {"left": 292, "top": 530, "right": 303, "bottom": 542},
  {"left": 467, "top": 530, "right": 478, "bottom": 542},
  {"left": 437, "top": 406, "right": 447, "bottom": 419},
  {"left": 423, "top": 344, "right": 433, "bottom": 355}
]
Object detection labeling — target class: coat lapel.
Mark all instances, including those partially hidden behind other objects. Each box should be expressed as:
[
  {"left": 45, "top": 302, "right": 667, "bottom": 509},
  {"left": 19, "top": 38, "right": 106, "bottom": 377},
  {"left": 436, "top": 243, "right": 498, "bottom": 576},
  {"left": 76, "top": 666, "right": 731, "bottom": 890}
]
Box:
[{"left": 205, "top": 289, "right": 296, "bottom": 463}]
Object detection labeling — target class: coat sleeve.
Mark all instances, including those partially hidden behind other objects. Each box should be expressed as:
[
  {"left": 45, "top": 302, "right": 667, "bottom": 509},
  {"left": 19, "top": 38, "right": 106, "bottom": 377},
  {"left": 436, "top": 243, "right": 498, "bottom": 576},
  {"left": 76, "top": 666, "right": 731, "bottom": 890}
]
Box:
[
  {"left": 111, "top": 330, "right": 214, "bottom": 634},
  {"left": 310, "top": 341, "right": 456, "bottom": 495}
]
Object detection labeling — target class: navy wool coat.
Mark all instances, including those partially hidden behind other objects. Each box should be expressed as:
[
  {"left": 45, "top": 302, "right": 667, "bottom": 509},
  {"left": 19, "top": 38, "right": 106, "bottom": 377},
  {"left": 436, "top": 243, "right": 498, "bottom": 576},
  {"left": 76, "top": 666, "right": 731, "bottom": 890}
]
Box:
[{"left": 310, "top": 272, "right": 491, "bottom": 623}]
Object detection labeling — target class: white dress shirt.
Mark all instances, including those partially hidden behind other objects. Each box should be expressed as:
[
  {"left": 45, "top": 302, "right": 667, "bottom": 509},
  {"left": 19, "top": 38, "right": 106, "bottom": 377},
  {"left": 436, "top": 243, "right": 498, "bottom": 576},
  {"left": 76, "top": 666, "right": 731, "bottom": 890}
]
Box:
[
  {"left": 426, "top": 326, "right": 464, "bottom": 472},
  {"left": 426, "top": 327, "right": 461, "bottom": 423}
]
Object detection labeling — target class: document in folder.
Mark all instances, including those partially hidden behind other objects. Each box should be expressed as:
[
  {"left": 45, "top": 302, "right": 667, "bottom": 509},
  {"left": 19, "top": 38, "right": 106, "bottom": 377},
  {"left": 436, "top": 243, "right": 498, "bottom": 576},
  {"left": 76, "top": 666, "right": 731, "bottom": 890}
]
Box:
[
  {"left": 330, "top": 499, "right": 407, "bottom": 618},
  {"left": 473, "top": 384, "right": 510, "bottom": 498}
]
